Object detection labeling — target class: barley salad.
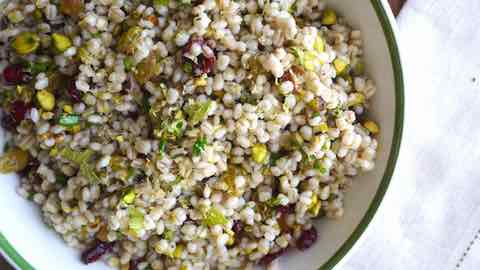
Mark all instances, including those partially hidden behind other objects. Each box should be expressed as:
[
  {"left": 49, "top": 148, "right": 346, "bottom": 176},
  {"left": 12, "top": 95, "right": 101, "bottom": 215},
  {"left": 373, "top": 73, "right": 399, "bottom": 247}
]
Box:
[{"left": 0, "top": 0, "right": 379, "bottom": 269}]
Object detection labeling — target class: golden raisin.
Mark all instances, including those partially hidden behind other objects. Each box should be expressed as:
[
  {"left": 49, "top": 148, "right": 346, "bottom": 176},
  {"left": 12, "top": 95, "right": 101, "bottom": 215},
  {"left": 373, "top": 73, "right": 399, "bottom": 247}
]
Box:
[
  {"left": 0, "top": 148, "right": 29, "bottom": 173},
  {"left": 60, "top": 0, "right": 84, "bottom": 17}
]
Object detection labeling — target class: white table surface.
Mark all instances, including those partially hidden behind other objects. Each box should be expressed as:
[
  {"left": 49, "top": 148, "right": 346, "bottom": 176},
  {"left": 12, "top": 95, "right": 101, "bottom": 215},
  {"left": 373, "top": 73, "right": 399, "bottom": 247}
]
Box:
[{"left": 341, "top": 0, "right": 480, "bottom": 269}]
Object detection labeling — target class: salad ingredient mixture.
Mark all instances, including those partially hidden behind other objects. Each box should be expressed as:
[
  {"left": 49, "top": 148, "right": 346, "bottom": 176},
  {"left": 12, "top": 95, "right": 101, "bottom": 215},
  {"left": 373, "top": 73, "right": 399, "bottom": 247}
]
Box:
[{"left": 0, "top": 0, "right": 379, "bottom": 269}]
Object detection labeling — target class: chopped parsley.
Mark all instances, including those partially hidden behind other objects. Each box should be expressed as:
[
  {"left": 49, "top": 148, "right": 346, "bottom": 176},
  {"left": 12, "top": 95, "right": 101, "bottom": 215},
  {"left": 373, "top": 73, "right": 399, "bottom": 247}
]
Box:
[{"left": 192, "top": 137, "right": 207, "bottom": 156}]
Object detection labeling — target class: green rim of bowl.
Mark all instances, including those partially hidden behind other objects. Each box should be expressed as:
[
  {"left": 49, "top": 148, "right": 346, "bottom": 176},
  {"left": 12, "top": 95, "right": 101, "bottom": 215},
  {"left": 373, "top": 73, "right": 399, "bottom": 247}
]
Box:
[
  {"left": 0, "top": 233, "right": 34, "bottom": 270},
  {"left": 319, "top": 0, "right": 404, "bottom": 269},
  {"left": 0, "top": 0, "right": 404, "bottom": 269}
]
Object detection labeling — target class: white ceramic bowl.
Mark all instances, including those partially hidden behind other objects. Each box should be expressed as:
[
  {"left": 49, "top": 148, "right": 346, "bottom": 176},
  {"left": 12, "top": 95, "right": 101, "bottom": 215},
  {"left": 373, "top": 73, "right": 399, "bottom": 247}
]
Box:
[{"left": 0, "top": 0, "right": 404, "bottom": 269}]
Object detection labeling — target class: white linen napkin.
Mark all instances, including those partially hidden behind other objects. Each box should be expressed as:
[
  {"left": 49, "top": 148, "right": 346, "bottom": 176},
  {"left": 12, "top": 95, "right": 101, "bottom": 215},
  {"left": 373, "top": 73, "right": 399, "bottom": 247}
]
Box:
[{"left": 340, "top": 0, "right": 480, "bottom": 269}]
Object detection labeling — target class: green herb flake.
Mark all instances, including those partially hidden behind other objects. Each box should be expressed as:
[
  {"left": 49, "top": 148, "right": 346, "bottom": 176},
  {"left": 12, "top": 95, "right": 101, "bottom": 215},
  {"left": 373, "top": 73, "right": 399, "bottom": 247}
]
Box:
[
  {"left": 33, "top": 9, "right": 42, "bottom": 20},
  {"left": 121, "top": 187, "right": 136, "bottom": 204},
  {"left": 153, "top": 118, "right": 186, "bottom": 140},
  {"left": 59, "top": 147, "right": 99, "bottom": 182},
  {"left": 182, "top": 62, "right": 193, "bottom": 73},
  {"left": 59, "top": 114, "right": 80, "bottom": 127},
  {"left": 153, "top": 0, "right": 169, "bottom": 6},
  {"left": 158, "top": 139, "right": 167, "bottom": 154},
  {"left": 269, "top": 152, "right": 283, "bottom": 166},
  {"left": 7, "top": 10, "right": 24, "bottom": 23},
  {"left": 128, "top": 207, "right": 145, "bottom": 233},
  {"left": 3, "top": 142, "right": 11, "bottom": 153},
  {"left": 288, "top": 2, "right": 297, "bottom": 14},
  {"left": 290, "top": 47, "right": 305, "bottom": 66},
  {"left": 26, "top": 61, "right": 52, "bottom": 75},
  {"left": 163, "top": 229, "right": 174, "bottom": 241},
  {"left": 80, "top": 162, "right": 101, "bottom": 182},
  {"left": 78, "top": 47, "right": 95, "bottom": 64},
  {"left": 32, "top": 62, "right": 51, "bottom": 73},
  {"left": 291, "top": 133, "right": 304, "bottom": 148},
  {"left": 60, "top": 148, "right": 94, "bottom": 164},
  {"left": 192, "top": 137, "right": 207, "bottom": 156},
  {"left": 78, "top": 149, "right": 95, "bottom": 163},
  {"left": 178, "top": 0, "right": 191, "bottom": 6},
  {"left": 169, "top": 119, "right": 185, "bottom": 137},
  {"left": 0, "top": 89, "right": 14, "bottom": 107},
  {"left": 314, "top": 160, "right": 327, "bottom": 175},
  {"left": 142, "top": 93, "right": 151, "bottom": 114},
  {"left": 265, "top": 196, "right": 282, "bottom": 208},
  {"left": 202, "top": 207, "right": 228, "bottom": 226},
  {"left": 123, "top": 56, "right": 134, "bottom": 71},
  {"left": 332, "top": 106, "right": 343, "bottom": 117},
  {"left": 59, "top": 147, "right": 77, "bottom": 162},
  {"left": 56, "top": 173, "right": 68, "bottom": 186},
  {"left": 186, "top": 100, "right": 212, "bottom": 125},
  {"left": 322, "top": 139, "right": 331, "bottom": 151}
]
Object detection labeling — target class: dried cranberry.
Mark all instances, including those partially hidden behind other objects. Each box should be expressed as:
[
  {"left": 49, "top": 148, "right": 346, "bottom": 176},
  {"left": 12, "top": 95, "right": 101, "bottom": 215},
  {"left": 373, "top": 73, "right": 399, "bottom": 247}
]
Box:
[
  {"left": 81, "top": 241, "right": 115, "bottom": 264},
  {"left": 232, "top": 220, "right": 244, "bottom": 234},
  {"left": 0, "top": 17, "right": 8, "bottom": 30},
  {"left": 296, "top": 226, "right": 318, "bottom": 251},
  {"left": 200, "top": 55, "right": 216, "bottom": 75},
  {"left": 259, "top": 249, "right": 287, "bottom": 265},
  {"left": 277, "top": 204, "right": 296, "bottom": 215},
  {"left": 10, "top": 101, "right": 31, "bottom": 124},
  {"left": 280, "top": 71, "right": 292, "bottom": 82},
  {"left": 3, "top": 65, "right": 31, "bottom": 84},
  {"left": 67, "top": 80, "right": 82, "bottom": 103},
  {"left": 126, "top": 110, "right": 140, "bottom": 120},
  {"left": 280, "top": 70, "right": 297, "bottom": 89},
  {"left": 1, "top": 114, "right": 16, "bottom": 131},
  {"left": 182, "top": 37, "right": 216, "bottom": 76},
  {"left": 129, "top": 258, "right": 143, "bottom": 270}
]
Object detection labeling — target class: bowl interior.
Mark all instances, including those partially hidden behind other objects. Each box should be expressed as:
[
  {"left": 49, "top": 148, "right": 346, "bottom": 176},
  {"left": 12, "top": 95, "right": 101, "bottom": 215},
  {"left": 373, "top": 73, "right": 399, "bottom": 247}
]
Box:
[
  {"left": 279, "top": 1, "right": 402, "bottom": 269},
  {"left": 0, "top": 0, "right": 403, "bottom": 269}
]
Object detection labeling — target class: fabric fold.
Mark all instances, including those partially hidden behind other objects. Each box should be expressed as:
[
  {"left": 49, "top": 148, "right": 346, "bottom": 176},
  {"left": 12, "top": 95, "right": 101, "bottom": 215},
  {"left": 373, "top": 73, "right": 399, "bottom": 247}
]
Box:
[{"left": 342, "top": 1, "right": 480, "bottom": 269}]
